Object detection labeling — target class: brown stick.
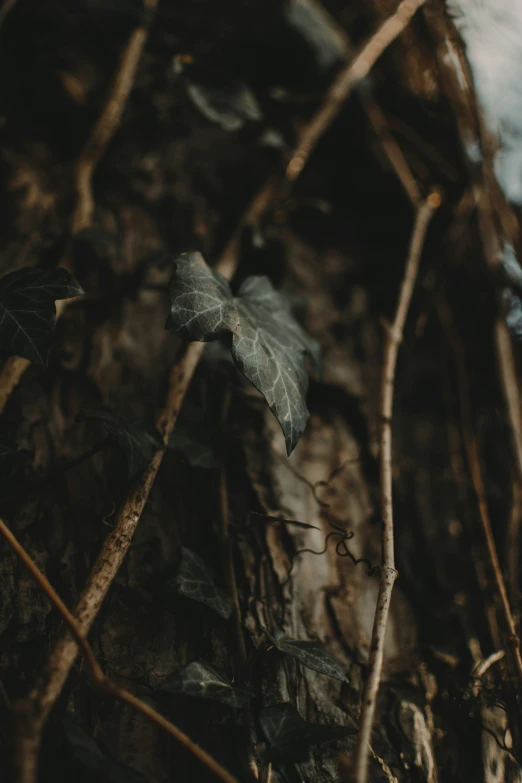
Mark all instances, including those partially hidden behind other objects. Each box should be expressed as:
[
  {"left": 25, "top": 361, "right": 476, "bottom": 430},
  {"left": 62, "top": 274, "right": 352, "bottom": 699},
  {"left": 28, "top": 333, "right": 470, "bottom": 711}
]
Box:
[
  {"left": 361, "top": 94, "right": 421, "bottom": 207},
  {"left": 0, "top": 519, "right": 238, "bottom": 783},
  {"left": 0, "top": 0, "right": 156, "bottom": 415},
  {"left": 71, "top": 0, "right": 157, "bottom": 234},
  {"left": 352, "top": 191, "right": 440, "bottom": 783},
  {"left": 305, "top": 0, "right": 422, "bottom": 207},
  {"left": 284, "top": 0, "right": 426, "bottom": 186}
]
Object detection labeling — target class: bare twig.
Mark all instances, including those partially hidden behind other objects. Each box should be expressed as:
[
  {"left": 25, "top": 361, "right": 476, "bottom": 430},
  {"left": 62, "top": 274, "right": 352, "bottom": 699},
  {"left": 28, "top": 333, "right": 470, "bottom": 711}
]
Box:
[
  {"left": 296, "top": 0, "right": 422, "bottom": 207},
  {"left": 0, "top": 0, "right": 156, "bottom": 415},
  {"left": 352, "top": 191, "right": 440, "bottom": 783},
  {"left": 0, "top": 519, "right": 238, "bottom": 783},
  {"left": 360, "top": 92, "right": 422, "bottom": 207},
  {"left": 71, "top": 0, "right": 157, "bottom": 234},
  {"left": 283, "top": 0, "right": 426, "bottom": 187}
]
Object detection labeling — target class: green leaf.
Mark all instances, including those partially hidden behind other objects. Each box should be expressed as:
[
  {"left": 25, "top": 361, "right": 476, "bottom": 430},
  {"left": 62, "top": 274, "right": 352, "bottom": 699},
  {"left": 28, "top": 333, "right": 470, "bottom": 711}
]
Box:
[
  {"left": 264, "top": 629, "right": 349, "bottom": 683},
  {"left": 166, "top": 252, "right": 320, "bottom": 455},
  {"left": 259, "top": 703, "right": 354, "bottom": 762},
  {"left": 173, "top": 546, "right": 233, "bottom": 619},
  {"left": 76, "top": 409, "right": 163, "bottom": 480},
  {"left": 160, "top": 661, "right": 254, "bottom": 709},
  {"left": 0, "top": 267, "right": 84, "bottom": 365}
]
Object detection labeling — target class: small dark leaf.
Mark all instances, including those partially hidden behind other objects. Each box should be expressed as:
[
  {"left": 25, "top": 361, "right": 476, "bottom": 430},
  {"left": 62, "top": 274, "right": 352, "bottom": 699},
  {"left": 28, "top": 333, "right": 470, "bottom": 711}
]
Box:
[
  {"left": 0, "top": 267, "right": 84, "bottom": 365},
  {"left": 174, "top": 546, "right": 233, "bottom": 619},
  {"left": 169, "top": 418, "right": 217, "bottom": 469},
  {"left": 259, "top": 703, "right": 354, "bottom": 762},
  {"left": 160, "top": 661, "right": 253, "bottom": 708},
  {"left": 77, "top": 409, "right": 164, "bottom": 479},
  {"left": 186, "top": 79, "right": 262, "bottom": 131},
  {"left": 166, "top": 252, "right": 320, "bottom": 454},
  {"left": 265, "top": 629, "right": 350, "bottom": 683}
]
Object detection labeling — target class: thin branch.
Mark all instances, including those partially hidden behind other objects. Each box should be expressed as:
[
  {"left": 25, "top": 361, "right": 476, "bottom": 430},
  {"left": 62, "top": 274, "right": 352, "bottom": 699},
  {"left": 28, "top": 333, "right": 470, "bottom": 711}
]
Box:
[
  {"left": 71, "top": 0, "right": 157, "bottom": 234},
  {"left": 297, "top": 0, "right": 422, "bottom": 207},
  {"left": 352, "top": 191, "right": 440, "bottom": 783},
  {"left": 283, "top": 0, "right": 426, "bottom": 187},
  {"left": 0, "top": 519, "right": 238, "bottom": 783},
  {"left": 0, "top": 0, "right": 157, "bottom": 415},
  {"left": 360, "top": 91, "right": 421, "bottom": 207}
]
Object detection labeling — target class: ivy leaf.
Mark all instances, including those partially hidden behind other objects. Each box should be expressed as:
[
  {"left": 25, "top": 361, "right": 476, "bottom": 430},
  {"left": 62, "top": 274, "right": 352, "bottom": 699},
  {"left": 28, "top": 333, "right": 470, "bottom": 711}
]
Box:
[
  {"left": 77, "top": 409, "right": 164, "bottom": 480},
  {"left": 264, "top": 629, "right": 349, "bottom": 683},
  {"left": 166, "top": 252, "right": 320, "bottom": 455},
  {"left": 173, "top": 546, "right": 233, "bottom": 619},
  {"left": 160, "top": 661, "right": 254, "bottom": 709},
  {"left": 0, "top": 267, "right": 84, "bottom": 365},
  {"left": 259, "top": 703, "right": 355, "bottom": 763}
]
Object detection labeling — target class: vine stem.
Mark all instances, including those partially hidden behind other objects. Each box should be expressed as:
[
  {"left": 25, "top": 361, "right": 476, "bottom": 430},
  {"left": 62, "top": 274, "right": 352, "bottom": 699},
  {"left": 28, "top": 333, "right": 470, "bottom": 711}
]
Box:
[
  {"left": 352, "top": 191, "right": 440, "bottom": 783},
  {"left": 0, "top": 518, "right": 238, "bottom": 783},
  {"left": 283, "top": 0, "right": 426, "bottom": 188}
]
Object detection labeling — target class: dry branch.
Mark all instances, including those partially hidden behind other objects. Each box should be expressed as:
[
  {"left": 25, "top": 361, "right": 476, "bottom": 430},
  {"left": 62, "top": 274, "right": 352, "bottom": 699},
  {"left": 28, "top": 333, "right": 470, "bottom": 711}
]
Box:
[
  {"left": 0, "top": 519, "right": 238, "bottom": 783},
  {"left": 283, "top": 0, "right": 426, "bottom": 188},
  {"left": 71, "top": 0, "right": 158, "bottom": 234},
  {"left": 352, "top": 191, "right": 440, "bottom": 783}
]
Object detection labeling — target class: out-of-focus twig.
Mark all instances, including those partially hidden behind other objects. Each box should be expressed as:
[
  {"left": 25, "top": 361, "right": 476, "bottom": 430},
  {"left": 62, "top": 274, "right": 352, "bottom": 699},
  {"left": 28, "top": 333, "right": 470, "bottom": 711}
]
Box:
[{"left": 283, "top": 0, "right": 426, "bottom": 188}]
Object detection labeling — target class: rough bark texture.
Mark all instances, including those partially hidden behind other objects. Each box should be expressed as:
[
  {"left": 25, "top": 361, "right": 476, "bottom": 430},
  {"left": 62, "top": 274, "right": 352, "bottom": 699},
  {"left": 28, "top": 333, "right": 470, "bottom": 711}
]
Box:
[{"left": 1, "top": 2, "right": 522, "bottom": 783}]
